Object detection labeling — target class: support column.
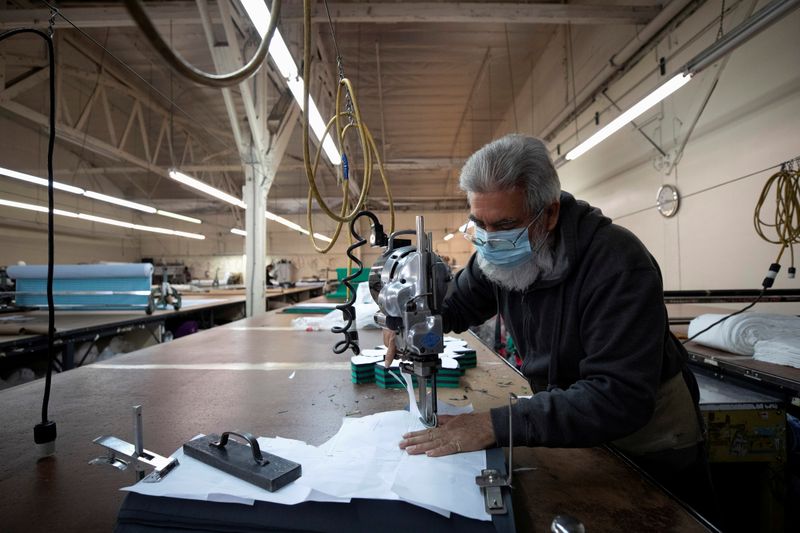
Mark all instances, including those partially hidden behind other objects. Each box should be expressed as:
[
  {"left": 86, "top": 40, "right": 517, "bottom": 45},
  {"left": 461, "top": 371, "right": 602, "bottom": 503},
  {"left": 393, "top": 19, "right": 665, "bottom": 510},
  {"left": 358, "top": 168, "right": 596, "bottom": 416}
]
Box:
[{"left": 244, "top": 162, "right": 267, "bottom": 316}]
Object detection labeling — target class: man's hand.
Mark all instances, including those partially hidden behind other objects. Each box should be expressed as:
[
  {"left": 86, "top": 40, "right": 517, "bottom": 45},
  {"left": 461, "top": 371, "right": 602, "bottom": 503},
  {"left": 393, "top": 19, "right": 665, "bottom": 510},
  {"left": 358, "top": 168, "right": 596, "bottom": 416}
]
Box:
[
  {"left": 399, "top": 412, "right": 496, "bottom": 457},
  {"left": 383, "top": 329, "right": 397, "bottom": 365}
]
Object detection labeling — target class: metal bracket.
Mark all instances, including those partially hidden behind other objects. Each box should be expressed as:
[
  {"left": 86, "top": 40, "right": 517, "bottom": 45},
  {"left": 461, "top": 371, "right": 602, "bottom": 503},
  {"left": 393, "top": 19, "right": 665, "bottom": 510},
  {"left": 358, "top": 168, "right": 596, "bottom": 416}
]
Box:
[
  {"left": 89, "top": 405, "right": 179, "bottom": 482},
  {"left": 475, "top": 467, "right": 509, "bottom": 514},
  {"left": 476, "top": 392, "right": 517, "bottom": 514}
]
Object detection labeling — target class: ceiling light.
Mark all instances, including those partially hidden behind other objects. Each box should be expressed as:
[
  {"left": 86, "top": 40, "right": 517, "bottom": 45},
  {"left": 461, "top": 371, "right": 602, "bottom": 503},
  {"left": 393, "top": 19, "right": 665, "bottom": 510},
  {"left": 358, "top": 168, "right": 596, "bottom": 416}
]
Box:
[
  {"left": 83, "top": 190, "right": 157, "bottom": 213},
  {"left": 241, "top": 0, "right": 341, "bottom": 165},
  {"left": 458, "top": 223, "right": 468, "bottom": 232},
  {"left": 78, "top": 213, "right": 135, "bottom": 229},
  {"left": 566, "top": 73, "right": 692, "bottom": 161},
  {"left": 1, "top": 166, "right": 205, "bottom": 224},
  {"left": 0, "top": 166, "right": 85, "bottom": 194},
  {"left": 173, "top": 231, "right": 206, "bottom": 240},
  {"left": 443, "top": 233, "right": 454, "bottom": 241},
  {"left": 0, "top": 197, "right": 205, "bottom": 239},
  {"left": 231, "top": 228, "right": 247, "bottom": 236},
  {"left": 168, "top": 169, "right": 246, "bottom": 208},
  {"left": 313, "top": 232, "right": 333, "bottom": 243},
  {"left": 0, "top": 198, "right": 78, "bottom": 218},
  {"left": 265, "top": 211, "right": 303, "bottom": 232},
  {"left": 156, "top": 209, "right": 202, "bottom": 224}
]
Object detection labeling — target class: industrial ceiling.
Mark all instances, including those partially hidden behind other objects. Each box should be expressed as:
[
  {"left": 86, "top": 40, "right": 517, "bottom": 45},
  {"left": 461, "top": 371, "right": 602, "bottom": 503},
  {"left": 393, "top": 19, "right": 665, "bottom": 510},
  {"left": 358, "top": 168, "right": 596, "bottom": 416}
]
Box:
[{"left": 0, "top": 0, "right": 671, "bottom": 221}]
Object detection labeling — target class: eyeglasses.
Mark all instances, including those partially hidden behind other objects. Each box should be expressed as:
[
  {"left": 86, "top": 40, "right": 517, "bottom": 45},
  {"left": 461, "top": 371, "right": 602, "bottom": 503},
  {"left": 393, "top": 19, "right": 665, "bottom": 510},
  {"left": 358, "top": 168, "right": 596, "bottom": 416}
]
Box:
[{"left": 462, "top": 207, "right": 545, "bottom": 251}]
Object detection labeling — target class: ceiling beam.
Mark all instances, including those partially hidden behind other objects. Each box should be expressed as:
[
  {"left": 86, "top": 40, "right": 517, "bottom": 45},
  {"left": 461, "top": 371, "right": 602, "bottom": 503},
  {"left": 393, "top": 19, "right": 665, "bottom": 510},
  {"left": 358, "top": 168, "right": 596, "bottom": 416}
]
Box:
[
  {"left": 0, "top": 2, "right": 220, "bottom": 30},
  {"left": 284, "top": 2, "right": 661, "bottom": 25},
  {"left": 280, "top": 158, "right": 466, "bottom": 172},
  {"left": 0, "top": 2, "right": 660, "bottom": 30}
]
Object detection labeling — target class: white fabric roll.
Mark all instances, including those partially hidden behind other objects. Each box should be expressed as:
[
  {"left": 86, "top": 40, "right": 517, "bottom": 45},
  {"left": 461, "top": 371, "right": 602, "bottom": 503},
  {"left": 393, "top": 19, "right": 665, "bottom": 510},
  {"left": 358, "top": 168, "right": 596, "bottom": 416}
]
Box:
[{"left": 687, "top": 312, "right": 800, "bottom": 355}]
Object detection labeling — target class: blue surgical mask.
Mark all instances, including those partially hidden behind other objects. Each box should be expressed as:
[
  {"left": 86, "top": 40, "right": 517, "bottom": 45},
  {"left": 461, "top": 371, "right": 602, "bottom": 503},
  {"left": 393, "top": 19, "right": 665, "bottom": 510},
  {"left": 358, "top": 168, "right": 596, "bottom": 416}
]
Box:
[
  {"left": 466, "top": 208, "right": 547, "bottom": 267},
  {"left": 474, "top": 226, "right": 533, "bottom": 267}
]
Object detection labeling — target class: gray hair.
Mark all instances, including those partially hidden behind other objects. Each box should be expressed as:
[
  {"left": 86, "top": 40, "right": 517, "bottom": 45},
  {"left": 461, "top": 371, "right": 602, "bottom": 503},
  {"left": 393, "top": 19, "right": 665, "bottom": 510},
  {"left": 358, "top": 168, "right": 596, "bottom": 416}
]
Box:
[{"left": 459, "top": 134, "right": 561, "bottom": 214}]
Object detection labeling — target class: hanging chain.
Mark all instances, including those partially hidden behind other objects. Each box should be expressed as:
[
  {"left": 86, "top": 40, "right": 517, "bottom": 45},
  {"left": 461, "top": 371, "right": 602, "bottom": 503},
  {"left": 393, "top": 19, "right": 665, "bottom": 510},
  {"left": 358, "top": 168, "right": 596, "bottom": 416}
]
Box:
[{"left": 323, "top": 0, "right": 354, "bottom": 124}]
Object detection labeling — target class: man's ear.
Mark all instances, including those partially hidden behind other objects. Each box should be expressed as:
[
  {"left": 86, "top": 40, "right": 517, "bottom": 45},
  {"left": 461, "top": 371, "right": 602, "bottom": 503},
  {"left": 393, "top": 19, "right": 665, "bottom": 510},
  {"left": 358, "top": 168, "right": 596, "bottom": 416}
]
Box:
[{"left": 545, "top": 201, "right": 560, "bottom": 231}]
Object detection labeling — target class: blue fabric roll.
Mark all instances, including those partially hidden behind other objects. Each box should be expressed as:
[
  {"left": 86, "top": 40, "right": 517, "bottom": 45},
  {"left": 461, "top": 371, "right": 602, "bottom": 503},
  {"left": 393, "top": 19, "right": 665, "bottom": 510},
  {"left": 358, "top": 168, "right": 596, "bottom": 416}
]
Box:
[{"left": 8, "top": 263, "right": 154, "bottom": 279}]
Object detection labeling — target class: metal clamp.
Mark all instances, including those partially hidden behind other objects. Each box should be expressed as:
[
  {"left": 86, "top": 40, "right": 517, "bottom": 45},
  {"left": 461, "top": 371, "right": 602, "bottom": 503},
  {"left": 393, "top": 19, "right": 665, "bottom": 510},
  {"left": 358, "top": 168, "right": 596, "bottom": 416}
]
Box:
[
  {"left": 210, "top": 431, "right": 269, "bottom": 466},
  {"left": 475, "top": 392, "right": 518, "bottom": 514},
  {"left": 90, "top": 405, "right": 179, "bottom": 483}
]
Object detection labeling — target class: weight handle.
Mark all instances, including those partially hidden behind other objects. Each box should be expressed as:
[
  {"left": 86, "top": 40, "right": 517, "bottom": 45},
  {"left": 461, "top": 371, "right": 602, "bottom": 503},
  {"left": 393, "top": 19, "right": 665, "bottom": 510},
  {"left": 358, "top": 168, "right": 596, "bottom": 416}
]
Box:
[{"left": 210, "top": 431, "right": 269, "bottom": 466}]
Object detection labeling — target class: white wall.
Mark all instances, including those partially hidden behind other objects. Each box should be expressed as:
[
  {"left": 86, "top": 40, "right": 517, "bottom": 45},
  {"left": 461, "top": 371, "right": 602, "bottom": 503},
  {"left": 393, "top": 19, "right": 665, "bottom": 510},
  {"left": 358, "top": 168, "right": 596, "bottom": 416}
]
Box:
[{"left": 492, "top": 0, "right": 800, "bottom": 290}]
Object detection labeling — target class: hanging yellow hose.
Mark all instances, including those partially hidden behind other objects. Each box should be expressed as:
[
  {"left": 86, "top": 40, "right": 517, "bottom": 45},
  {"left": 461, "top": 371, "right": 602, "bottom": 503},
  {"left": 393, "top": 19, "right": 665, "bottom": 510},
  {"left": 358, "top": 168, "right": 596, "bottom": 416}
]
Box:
[
  {"left": 754, "top": 163, "right": 800, "bottom": 269},
  {"left": 301, "top": 0, "right": 395, "bottom": 254}
]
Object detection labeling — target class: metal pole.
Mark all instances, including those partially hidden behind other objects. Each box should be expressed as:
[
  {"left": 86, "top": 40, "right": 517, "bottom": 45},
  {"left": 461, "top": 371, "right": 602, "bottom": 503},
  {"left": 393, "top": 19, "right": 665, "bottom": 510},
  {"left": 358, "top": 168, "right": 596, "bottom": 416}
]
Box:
[{"left": 687, "top": 0, "right": 800, "bottom": 74}]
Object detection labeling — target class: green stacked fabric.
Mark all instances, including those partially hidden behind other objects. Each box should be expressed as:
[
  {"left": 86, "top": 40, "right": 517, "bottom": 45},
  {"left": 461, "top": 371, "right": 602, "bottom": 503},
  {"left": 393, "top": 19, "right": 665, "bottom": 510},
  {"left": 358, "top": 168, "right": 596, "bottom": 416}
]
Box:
[
  {"left": 449, "top": 349, "right": 477, "bottom": 369},
  {"left": 434, "top": 357, "right": 462, "bottom": 388},
  {"left": 351, "top": 356, "right": 378, "bottom": 384},
  {"left": 374, "top": 360, "right": 409, "bottom": 389},
  {"left": 348, "top": 338, "right": 477, "bottom": 389},
  {"left": 443, "top": 337, "right": 477, "bottom": 370}
]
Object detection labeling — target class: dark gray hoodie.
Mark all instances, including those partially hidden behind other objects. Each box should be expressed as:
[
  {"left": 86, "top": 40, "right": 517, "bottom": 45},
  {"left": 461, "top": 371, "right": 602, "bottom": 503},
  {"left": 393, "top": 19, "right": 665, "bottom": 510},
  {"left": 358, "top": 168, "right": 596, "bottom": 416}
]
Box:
[{"left": 442, "top": 191, "right": 695, "bottom": 448}]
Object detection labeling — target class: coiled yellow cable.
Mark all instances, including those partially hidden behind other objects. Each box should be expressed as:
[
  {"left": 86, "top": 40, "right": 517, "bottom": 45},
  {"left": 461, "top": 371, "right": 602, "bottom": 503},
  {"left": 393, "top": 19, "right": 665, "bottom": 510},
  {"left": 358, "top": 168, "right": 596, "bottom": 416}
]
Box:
[
  {"left": 301, "top": 0, "right": 395, "bottom": 254},
  {"left": 754, "top": 163, "right": 800, "bottom": 267}
]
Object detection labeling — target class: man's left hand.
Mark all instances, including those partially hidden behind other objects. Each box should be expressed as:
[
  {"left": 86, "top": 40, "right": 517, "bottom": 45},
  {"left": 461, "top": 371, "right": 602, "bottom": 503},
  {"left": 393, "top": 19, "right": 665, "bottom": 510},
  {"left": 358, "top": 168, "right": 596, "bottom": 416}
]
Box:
[{"left": 399, "top": 412, "right": 496, "bottom": 457}]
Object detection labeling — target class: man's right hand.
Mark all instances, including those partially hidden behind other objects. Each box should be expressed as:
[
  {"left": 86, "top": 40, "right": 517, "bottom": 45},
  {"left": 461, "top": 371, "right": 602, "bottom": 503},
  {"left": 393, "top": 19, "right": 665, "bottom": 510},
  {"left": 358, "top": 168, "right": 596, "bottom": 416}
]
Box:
[{"left": 383, "top": 329, "right": 397, "bottom": 366}]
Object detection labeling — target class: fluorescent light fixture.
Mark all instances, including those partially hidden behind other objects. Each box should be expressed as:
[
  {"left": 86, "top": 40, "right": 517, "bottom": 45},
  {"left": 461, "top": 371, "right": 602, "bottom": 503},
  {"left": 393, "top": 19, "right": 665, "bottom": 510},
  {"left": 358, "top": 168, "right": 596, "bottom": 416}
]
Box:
[
  {"left": 458, "top": 223, "right": 468, "bottom": 232},
  {"left": 173, "top": 230, "right": 206, "bottom": 240},
  {"left": 443, "top": 233, "right": 454, "bottom": 241},
  {"left": 0, "top": 166, "right": 85, "bottom": 194},
  {"left": 1, "top": 197, "right": 205, "bottom": 239},
  {"left": 168, "top": 169, "right": 247, "bottom": 209},
  {"left": 231, "top": 228, "right": 247, "bottom": 236},
  {"left": 156, "top": 209, "right": 202, "bottom": 224},
  {"left": 565, "top": 73, "right": 693, "bottom": 161},
  {"left": 1, "top": 167, "right": 205, "bottom": 223},
  {"left": 83, "top": 190, "right": 157, "bottom": 213},
  {"left": 0, "top": 198, "right": 78, "bottom": 218},
  {"left": 264, "top": 210, "right": 333, "bottom": 241},
  {"left": 241, "top": 0, "right": 341, "bottom": 165},
  {"left": 78, "top": 213, "right": 135, "bottom": 229},
  {"left": 265, "top": 210, "right": 304, "bottom": 232}
]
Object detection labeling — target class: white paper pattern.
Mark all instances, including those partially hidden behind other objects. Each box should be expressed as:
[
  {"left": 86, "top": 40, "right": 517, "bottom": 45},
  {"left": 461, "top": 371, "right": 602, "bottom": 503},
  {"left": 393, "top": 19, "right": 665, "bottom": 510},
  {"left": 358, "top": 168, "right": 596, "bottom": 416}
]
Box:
[{"left": 123, "top": 410, "right": 489, "bottom": 521}]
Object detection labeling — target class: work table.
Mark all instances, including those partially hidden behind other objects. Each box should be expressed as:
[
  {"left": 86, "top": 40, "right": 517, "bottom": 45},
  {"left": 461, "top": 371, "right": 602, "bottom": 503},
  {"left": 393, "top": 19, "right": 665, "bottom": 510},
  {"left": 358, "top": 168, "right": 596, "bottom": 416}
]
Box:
[{"left": 0, "top": 308, "right": 710, "bottom": 531}]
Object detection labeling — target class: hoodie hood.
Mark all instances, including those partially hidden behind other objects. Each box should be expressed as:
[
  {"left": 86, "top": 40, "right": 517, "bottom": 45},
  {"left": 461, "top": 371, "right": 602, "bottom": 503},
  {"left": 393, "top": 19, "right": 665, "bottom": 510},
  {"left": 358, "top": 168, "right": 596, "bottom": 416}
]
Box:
[{"left": 526, "top": 191, "right": 611, "bottom": 291}]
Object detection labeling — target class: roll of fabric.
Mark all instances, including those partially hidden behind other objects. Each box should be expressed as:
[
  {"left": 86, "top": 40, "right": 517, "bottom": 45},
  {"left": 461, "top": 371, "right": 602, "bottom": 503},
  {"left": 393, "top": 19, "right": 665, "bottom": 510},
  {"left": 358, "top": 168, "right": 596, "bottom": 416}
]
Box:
[
  {"left": 687, "top": 313, "right": 800, "bottom": 355},
  {"left": 8, "top": 263, "right": 153, "bottom": 279}
]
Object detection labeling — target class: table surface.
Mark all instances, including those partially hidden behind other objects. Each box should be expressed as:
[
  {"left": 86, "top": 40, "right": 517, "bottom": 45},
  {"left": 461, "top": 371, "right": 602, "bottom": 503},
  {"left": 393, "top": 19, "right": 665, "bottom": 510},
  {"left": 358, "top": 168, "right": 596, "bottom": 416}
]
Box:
[
  {"left": 0, "top": 295, "right": 246, "bottom": 346},
  {"left": 0, "top": 309, "right": 709, "bottom": 532}
]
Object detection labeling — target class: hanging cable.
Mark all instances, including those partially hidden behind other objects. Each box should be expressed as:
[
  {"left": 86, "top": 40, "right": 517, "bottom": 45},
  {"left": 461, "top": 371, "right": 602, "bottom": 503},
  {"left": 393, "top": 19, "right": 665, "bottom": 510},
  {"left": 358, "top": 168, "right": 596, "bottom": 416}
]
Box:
[
  {"left": 1, "top": 23, "right": 58, "bottom": 453},
  {"left": 331, "top": 210, "right": 387, "bottom": 355},
  {"left": 754, "top": 160, "right": 800, "bottom": 279},
  {"left": 302, "top": 0, "right": 395, "bottom": 254},
  {"left": 122, "top": 0, "right": 281, "bottom": 87},
  {"left": 686, "top": 157, "right": 800, "bottom": 345},
  {"left": 682, "top": 289, "right": 766, "bottom": 344}
]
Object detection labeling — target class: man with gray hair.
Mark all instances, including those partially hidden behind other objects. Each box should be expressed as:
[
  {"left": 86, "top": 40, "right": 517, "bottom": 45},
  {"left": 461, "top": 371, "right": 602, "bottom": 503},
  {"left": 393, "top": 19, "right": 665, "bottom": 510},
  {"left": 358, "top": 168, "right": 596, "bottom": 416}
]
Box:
[{"left": 388, "top": 134, "right": 706, "bottom": 510}]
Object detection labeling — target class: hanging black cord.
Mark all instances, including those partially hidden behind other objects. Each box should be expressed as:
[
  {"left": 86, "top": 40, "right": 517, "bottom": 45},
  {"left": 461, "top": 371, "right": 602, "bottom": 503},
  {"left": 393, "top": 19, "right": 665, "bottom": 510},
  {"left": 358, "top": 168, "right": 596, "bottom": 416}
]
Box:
[
  {"left": 332, "top": 210, "right": 385, "bottom": 355},
  {"left": 1, "top": 27, "right": 57, "bottom": 446},
  {"left": 682, "top": 288, "right": 766, "bottom": 345}
]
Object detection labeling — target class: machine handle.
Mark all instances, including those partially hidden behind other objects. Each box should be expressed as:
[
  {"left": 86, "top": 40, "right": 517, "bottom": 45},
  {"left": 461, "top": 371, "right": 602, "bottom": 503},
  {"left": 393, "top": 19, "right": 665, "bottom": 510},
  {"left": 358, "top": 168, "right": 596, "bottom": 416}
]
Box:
[{"left": 210, "top": 431, "right": 269, "bottom": 466}]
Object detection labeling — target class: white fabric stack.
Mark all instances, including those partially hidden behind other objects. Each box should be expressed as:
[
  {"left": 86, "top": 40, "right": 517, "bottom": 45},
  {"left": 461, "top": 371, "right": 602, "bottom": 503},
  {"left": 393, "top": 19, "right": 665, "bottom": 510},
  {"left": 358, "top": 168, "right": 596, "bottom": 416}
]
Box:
[
  {"left": 688, "top": 312, "right": 800, "bottom": 369},
  {"left": 754, "top": 336, "right": 800, "bottom": 369},
  {"left": 687, "top": 313, "right": 800, "bottom": 356}
]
